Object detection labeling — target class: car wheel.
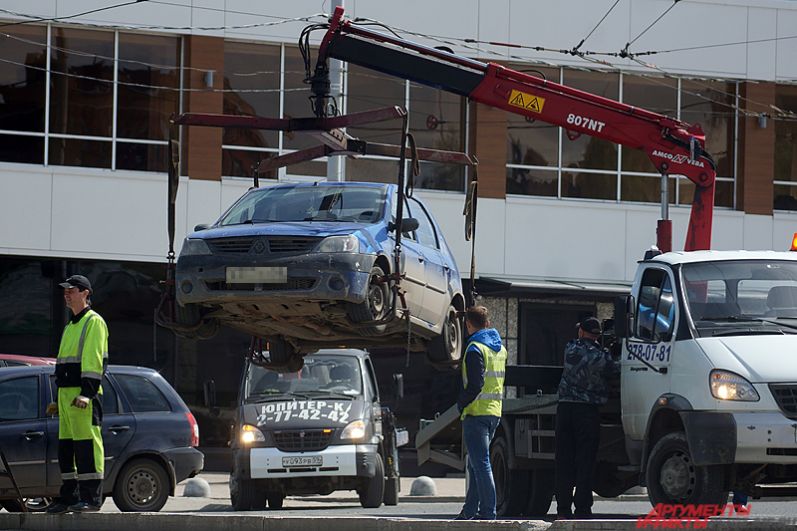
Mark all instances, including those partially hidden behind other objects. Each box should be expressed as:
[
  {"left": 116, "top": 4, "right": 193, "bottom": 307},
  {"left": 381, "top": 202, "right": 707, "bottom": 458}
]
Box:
[
  {"left": 174, "top": 304, "right": 219, "bottom": 340},
  {"left": 230, "top": 474, "right": 266, "bottom": 511},
  {"left": 347, "top": 266, "right": 389, "bottom": 336},
  {"left": 427, "top": 303, "right": 463, "bottom": 368},
  {"left": 646, "top": 431, "right": 728, "bottom": 507},
  {"left": 266, "top": 492, "right": 284, "bottom": 509},
  {"left": 358, "top": 454, "right": 385, "bottom": 509},
  {"left": 112, "top": 458, "right": 170, "bottom": 512},
  {"left": 267, "top": 338, "right": 305, "bottom": 373}
]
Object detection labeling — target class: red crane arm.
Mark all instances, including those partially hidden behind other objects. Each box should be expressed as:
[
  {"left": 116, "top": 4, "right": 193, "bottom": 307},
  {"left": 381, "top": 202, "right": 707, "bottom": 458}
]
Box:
[{"left": 314, "top": 7, "right": 716, "bottom": 251}]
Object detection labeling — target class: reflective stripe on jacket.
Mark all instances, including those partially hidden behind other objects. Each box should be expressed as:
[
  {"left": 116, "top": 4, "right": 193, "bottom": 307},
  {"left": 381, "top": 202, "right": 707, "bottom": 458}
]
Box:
[{"left": 461, "top": 340, "right": 506, "bottom": 418}]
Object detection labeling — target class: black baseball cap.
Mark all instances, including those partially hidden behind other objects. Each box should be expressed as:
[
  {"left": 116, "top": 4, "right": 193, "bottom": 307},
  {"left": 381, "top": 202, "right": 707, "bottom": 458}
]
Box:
[
  {"left": 577, "top": 317, "right": 601, "bottom": 335},
  {"left": 59, "top": 275, "right": 92, "bottom": 293}
]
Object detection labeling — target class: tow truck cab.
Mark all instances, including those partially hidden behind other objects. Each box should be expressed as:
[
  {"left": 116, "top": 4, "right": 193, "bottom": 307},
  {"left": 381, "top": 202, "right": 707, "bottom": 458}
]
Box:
[{"left": 229, "top": 349, "right": 407, "bottom": 510}]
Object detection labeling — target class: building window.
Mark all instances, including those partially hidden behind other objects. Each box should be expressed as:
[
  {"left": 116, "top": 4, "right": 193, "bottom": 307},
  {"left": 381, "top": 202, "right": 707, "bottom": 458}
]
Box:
[
  {"left": 0, "top": 26, "right": 47, "bottom": 136},
  {"left": 774, "top": 85, "right": 797, "bottom": 211}
]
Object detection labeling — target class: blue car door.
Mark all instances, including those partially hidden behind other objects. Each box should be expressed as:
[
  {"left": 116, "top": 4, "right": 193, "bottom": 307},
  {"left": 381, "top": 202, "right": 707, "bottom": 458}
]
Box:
[
  {"left": 0, "top": 372, "right": 48, "bottom": 492},
  {"left": 409, "top": 198, "right": 450, "bottom": 324},
  {"left": 45, "top": 374, "right": 136, "bottom": 489}
]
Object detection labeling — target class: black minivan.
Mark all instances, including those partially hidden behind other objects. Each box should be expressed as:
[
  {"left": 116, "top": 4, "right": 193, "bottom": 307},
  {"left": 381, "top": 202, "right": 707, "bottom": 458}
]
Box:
[{"left": 0, "top": 365, "right": 203, "bottom": 512}]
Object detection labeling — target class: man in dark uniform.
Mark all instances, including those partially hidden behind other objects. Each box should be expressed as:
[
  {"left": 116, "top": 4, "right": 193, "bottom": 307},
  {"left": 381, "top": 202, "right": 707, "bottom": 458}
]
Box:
[{"left": 555, "top": 316, "right": 618, "bottom": 519}]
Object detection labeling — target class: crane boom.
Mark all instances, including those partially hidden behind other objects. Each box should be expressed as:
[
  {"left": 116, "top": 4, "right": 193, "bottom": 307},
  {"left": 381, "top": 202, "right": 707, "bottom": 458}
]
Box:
[{"left": 311, "top": 7, "right": 716, "bottom": 251}]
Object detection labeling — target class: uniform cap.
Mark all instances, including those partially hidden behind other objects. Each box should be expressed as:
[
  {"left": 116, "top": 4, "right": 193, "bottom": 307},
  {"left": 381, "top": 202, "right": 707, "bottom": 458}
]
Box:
[
  {"left": 577, "top": 317, "right": 601, "bottom": 335},
  {"left": 59, "top": 275, "right": 92, "bottom": 293}
]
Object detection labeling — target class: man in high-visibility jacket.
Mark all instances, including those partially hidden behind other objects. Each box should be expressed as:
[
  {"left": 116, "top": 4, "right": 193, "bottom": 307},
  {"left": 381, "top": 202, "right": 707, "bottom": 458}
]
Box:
[
  {"left": 454, "top": 306, "right": 506, "bottom": 521},
  {"left": 46, "top": 275, "right": 108, "bottom": 514}
]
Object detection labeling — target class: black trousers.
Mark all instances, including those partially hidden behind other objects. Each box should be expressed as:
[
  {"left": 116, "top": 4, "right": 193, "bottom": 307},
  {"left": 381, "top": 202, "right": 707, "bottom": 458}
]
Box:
[{"left": 554, "top": 401, "right": 601, "bottom": 516}]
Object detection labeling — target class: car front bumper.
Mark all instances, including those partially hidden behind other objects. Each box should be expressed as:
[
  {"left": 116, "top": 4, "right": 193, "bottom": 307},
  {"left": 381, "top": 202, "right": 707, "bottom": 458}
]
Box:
[
  {"left": 235, "top": 444, "right": 379, "bottom": 479},
  {"left": 176, "top": 253, "right": 377, "bottom": 306}
]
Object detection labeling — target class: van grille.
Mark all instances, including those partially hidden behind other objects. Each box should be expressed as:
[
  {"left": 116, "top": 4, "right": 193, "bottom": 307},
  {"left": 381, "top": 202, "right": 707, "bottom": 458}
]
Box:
[
  {"left": 205, "top": 237, "right": 321, "bottom": 255},
  {"left": 206, "top": 237, "right": 255, "bottom": 254},
  {"left": 769, "top": 384, "right": 797, "bottom": 417},
  {"left": 272, "top": 430, "right": 333, "bottom": 452},
  {"left": 267, "top": 238, "right": 320, "bottom": 253}
]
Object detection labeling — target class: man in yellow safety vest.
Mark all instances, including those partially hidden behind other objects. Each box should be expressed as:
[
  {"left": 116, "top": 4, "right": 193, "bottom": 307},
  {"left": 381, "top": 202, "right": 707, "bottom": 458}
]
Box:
[
  {"left": 46, "top": 275, "right": 108, "bottom": 514},
  {"left": 454, "top": 306, "right": 507, "bottom": 521}
]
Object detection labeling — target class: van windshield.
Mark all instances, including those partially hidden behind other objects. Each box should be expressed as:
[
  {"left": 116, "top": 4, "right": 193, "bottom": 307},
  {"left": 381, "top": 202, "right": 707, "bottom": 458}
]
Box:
[
  {"left": 245, "top": 355, "right": 363, "bottom": 402},
  {"left": 682, "top": 260, "right": 797, "bottom": 335}
]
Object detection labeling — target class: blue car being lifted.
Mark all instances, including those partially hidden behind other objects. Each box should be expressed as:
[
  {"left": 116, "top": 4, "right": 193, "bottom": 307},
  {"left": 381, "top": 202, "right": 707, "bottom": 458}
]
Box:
[{"left": 175, "top": 182, "right": 465, "bottom": 370}]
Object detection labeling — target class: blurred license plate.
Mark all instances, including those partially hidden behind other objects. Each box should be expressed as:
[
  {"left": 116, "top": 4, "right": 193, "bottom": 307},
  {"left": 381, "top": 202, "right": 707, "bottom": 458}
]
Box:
[
  {"left": 282, "top": 456, "right": 322, "bottom": 467},
  {"left": 226, "top": 267, "right": 287, "bottom": 284}
]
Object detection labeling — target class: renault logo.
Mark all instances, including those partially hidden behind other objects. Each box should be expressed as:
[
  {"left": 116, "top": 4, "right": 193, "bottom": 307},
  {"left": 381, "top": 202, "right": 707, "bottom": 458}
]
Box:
[{"left": 252, "top": 240, "right": 266, "bottom": 254}]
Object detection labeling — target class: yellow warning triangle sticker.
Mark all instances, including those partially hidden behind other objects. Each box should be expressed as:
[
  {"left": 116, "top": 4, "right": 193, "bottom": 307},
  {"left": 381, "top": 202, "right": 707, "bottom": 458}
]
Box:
[
  {"left": 525, "top": 98, "right": 541, "bottom": 112},
  {"left": 509, "top": 92, "right": 525, "bottom": 107}
]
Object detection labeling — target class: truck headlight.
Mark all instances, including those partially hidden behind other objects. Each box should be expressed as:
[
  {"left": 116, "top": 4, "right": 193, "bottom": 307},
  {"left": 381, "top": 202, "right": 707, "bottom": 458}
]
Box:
[
  {"left": 240, "top": 424, "right": 265, "bottom": 445},
  {"left": 316, "top": 235, "right": 360, "bottom": 253},
  {"left": 710, "top": 370, "right": 760, "bottom": 402},
  {"left": 181, "top": 238, "right": 211, "bottom": 256},
  {"left": 340, "top": 420, "right": 367, "bottom": 441}
]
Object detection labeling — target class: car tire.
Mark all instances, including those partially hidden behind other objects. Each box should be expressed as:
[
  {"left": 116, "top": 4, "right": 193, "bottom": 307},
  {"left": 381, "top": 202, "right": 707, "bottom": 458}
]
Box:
[
  {"left": 645, "top": 431, "right": 728, "bottom": 507},
  {"left": 427, "top": 303, "right": 463, "bottom": 368},
  {"left": 230, "top": 475, "right": 266, "bottom": 511},
  {"left": 112, "top": 458, "right": 170, "bottom": 512},
  {"left": 174, "top": 304, "right": 219, "bottom": 340},
  {"left": 383, "top": 476, "right": 399, "bottom": 506},
  {"left": 267, "top": 338, "right": 305, "bottom": 373},
  {"left": 490, "top": 434, "right": 528, "bottom": 517},
  {"left": 358, "top": 454, "right": 385, "bottom": 509},
  {"left": 347, "top": 266, "right": 389, "bottom": 336},
  {"left": 266, "top": 492, "right": 284, "bottom": 509}
]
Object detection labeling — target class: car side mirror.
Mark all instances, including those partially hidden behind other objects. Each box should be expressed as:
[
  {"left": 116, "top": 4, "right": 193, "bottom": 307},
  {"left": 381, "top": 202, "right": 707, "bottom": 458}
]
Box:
[
  {"left": 393, "top": 373, "right": 404, "bottom": 400},
  {"left": 203, "top": 379, "right": 218, "bottom": 416},
  {"left": 194, "top": 223, "right": 210, "bottom": 232},
  {"left": 388, "top": 218, "right": 419, "bottom": 233}
]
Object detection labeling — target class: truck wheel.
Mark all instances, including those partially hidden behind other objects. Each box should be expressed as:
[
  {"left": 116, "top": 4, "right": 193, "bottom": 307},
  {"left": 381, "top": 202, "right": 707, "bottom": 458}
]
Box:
[
  {"left": 266, "top": 493, "right": 284, "bottom": 509},
  {"left": 230, "top": 475, "right": 266, "bottom": 511},
  {"left": 383, "top": 476, "right": 399, "bottom": 506},
  {"left": 646, "top": 431, "right": 728, "bottom": 507},
  {"left": 427, "top": 303, "right": 463, "bottom": 368},
  {"left": 490, "top": 435, "right": 528, "bottom": 517},
  {"left": 524, "top": 469, "right": 554, "bottom": 517},
  {"left": 347, "top": 265, "right": 389, "bottom": 336},
  {"left": 358, "top": 454, "right": 385, "bottom": 508},
  {"left": 112, "top": 458, "right": 170, "bottom": 512}
]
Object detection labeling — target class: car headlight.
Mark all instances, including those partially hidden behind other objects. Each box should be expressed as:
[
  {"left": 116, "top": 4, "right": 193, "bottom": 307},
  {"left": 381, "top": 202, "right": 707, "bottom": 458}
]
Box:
[
  {"left": 710, "top": 370, "right": 760, "bottom": 401},
  {"left": 316, "top": 235, "right": 360, "bottom": 253},
  {"left": 240, "top": 424, "right": 265, "bottom": 445},
  {"left": 340, "top": 420, "right": 367, "bottom": 441},
  {"left": 181, "top": 238, "right": 211, "bottom": 256}
]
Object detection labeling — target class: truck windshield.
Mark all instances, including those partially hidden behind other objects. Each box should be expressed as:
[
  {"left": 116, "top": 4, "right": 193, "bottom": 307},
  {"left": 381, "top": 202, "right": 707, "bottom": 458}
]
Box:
[
  {"left": 245, "top": 355, "right": 363, "bottom": 402},
  {"left": 682, "top": 260, "right": 797, "bottom": 333},
  {"left": 219, "top": 185, "right": 386, "bottom": 226}
]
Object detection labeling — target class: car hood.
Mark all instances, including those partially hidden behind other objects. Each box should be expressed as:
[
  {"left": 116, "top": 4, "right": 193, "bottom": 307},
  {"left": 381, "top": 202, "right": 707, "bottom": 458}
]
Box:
[
  {"left": 696, "top": 335, "right": 797, "bottom": 383},
  {"left": 243, "top": 399, "right": 365, "bottom": 429},
  {"left": 191, "top": 222, "right": 375, "bottom": 240}
]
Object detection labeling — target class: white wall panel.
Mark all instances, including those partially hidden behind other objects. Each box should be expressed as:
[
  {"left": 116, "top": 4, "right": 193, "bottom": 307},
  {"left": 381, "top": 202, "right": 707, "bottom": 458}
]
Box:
[
  {"left": 0, "top": 1, "right": 56, "bottom": 19},
  {"left": 0, "top": 167, "right": 53, "bottom": 252},
  {"left": 742, "top": 214, "right": 774, "bottom": 250},
  {"left": 747, "top": 7, "right": 778, "bottom": 81},
  {"left": 776, "top": 9, "right": 797, "bottom": 80},
  {"left": 184, "top": 179, "right": 222, "bottom": 236},
  {"left": 773, "top": 213, "right": 797, "bottom": 251}
]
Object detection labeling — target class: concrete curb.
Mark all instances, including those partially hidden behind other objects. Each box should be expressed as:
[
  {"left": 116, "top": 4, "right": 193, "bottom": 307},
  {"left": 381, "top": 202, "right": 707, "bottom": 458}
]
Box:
[
  {"left": 549, "top": 518, "right": 797, "bottom": 530},
  {"left": 300, "top": 496, "right": 464, "bottom": 504},
  {"left": 0, "top": 513, "right": 550, "bottom": 531}
]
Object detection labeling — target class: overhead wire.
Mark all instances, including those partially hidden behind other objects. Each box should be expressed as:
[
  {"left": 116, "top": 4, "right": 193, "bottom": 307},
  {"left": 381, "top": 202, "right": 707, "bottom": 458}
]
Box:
[
  {"left": 620, "top": 0, "right": 683, "bottom": 58},
  {"left": 0, "top": 0, "right": 149, "bottom": 29},
  {"left": 570, "top": 0, "right": 622, "bottom": 56}
]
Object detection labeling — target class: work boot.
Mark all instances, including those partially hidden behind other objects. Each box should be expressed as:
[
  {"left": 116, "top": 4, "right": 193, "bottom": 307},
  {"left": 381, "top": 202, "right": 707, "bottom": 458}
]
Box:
[
  {"left": 67, "top": 501, "right": 100, "bottom": 513},
  {"left": 45, "top": 502, "right": 71, "bottom": 514},
  {"left": 453, "top": 511, "right": 473, "bottom": 520}
]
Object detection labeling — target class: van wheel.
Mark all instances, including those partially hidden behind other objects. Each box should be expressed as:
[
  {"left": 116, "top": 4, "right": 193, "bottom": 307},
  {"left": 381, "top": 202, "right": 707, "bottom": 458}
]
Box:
[
  {"left": 113, "top": 458, "right": 170, "bottom": 512},
  {"left": 490, "top": 434, "right": 528, "bottom": 517},
  {"left": 646, "top": 431, "right": 728, "bottom": 506},
  {"left": 524, "top": 469, "right": 554, "bottom": 517},
  {"left": 230, "top": 475, "right": 266, "bottom": 511},
  {"left": 358, "top": 454, "right": 385, "bottom": 508},
  {"left": 427, "top": 303, "right": 463, "bottom": 368},
  {"left": 266, "top": 493, "right": 284, "bottom": 509},
  {"left": 384, "top": 476, "right": 399, "bottom": 506},
  {"left": 347, "top": 266, "right": 389, "bottom": 336}
]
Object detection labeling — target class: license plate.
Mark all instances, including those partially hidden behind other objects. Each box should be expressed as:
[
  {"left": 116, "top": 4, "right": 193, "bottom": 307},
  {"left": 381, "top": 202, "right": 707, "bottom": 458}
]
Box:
[
  {"left": 282, "top": 455, "right": 322, "bottom": 467},
  {"left": 226, "top": 266, "right": 287, "bottom": 284}
]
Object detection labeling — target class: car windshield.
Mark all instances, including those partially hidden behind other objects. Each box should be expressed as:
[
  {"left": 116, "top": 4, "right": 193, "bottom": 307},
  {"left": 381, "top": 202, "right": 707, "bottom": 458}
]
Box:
[
  {"left": 682, "top": 260, "right": 797, "bottom": 335},
  {"left": 245, "top": 355, "right": 363, "bottom": 402},
  {"left": 219, "top": 185, "right": 386, "bottom": 226}
]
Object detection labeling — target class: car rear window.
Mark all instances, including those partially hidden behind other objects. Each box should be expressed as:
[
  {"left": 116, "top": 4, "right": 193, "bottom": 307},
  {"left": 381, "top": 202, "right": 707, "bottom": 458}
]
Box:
[{"left": 116, "top": 374, "right": 171, "bottom": 412}]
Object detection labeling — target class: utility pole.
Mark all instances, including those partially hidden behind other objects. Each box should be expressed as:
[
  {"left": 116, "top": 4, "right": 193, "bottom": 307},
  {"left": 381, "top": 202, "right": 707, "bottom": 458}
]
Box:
[{"left": 326, "top": 0, "right": 345, "bottom": 182}]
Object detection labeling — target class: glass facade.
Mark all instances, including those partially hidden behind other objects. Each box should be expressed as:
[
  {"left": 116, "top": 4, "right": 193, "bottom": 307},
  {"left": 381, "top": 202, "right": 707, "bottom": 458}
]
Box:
[{"left": 774, "top": 85, "right": 797, "bottom": 211}]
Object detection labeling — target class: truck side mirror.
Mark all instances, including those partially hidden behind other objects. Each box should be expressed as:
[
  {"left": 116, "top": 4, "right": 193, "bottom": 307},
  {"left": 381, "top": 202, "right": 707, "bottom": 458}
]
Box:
[
  {"left": 393, "top": 373, "right": 404, "bottom": 400},
  {"left": 203, "top": 379, "right": 218, "bottom": 415},
  {"left": 614, "top": 295, "right": 635, "bottom": 338}
]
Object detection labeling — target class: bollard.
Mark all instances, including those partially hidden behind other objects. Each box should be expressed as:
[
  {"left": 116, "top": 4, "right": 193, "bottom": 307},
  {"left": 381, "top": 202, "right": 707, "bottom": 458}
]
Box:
[
  {"left": 182, "top": 477, "right": 211, "bottom": 497},
  {"left": 409, "top": 476, "right": 436, "bottom": 496}
]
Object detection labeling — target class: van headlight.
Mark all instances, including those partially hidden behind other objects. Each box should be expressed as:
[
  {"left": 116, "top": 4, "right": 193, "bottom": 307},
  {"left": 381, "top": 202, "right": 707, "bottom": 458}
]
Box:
[
  {"left": 181, "top": 238, "right": 211, "bottom": 256},
  {"left": 316, "top": 235, "right": 360, "bottom": 253},
  {"left": 340, "top": 420, "right": 367, "bottom": 441},
  {"left": 710, "top": 370, "right": 760, "bottom": 401},
  {"left": 240, "top": 424, "right": 265, "bottom": 445}
]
